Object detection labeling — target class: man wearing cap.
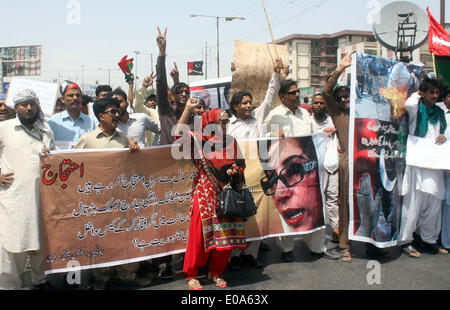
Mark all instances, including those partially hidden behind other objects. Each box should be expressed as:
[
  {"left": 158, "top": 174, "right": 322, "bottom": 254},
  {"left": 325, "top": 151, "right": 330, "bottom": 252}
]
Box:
[
  {"left": 0, "top": 89, "right": 55, "bottom": 290},
  {"left": 0, "top": 94, "right": 16, "bottom": 122},
  {"left": 48, "top": 81, "right": 97, "bottom": 148}
]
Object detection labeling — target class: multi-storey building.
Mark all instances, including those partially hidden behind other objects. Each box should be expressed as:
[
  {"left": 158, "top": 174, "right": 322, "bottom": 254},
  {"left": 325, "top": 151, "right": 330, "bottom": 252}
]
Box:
[{"left": 275, "top": 30, "right": 433, "bottom": 88}]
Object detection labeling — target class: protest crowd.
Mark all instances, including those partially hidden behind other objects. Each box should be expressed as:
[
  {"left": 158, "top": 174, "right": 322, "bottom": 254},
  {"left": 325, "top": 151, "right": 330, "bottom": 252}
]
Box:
[{"left": 0, "top": 26, "right": 449, "bottom": 291}]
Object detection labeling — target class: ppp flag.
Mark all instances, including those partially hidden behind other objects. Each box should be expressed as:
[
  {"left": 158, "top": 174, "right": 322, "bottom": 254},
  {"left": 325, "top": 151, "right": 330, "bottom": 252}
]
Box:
[
  {"left": 187, "top": 61, "right": 204, "bottom": 76},
  {"left": 118, "top": 55, "right": 135, "bottom": 83},
  {"left": 427, "top": 7, "right": 450, "bottom": 56},
  {"left": 427, "top": 7, "right": 450, "bottom": 84}
]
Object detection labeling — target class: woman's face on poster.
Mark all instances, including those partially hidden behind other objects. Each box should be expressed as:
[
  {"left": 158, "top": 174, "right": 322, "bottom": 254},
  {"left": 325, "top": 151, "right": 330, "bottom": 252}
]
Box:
[{"left": 263, "top": 138, "right": 322, "bottom": 232}]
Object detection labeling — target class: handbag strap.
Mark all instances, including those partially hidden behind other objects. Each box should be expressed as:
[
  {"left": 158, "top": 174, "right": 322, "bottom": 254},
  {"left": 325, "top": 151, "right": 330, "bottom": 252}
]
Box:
[{"left": 192, "top": 134, "right": 221, "bottom": 193}]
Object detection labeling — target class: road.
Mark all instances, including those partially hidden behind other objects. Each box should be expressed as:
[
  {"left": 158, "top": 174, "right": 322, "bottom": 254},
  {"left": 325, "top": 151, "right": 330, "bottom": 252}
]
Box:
[{"left": 24, "top": 227, "right": 449, "bottom": 291}]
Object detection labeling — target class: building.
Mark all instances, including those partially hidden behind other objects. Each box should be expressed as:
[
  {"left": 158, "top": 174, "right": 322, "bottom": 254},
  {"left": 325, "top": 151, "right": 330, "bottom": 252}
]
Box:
[{"left": 275, "top": 30, "right": 433, "bottom": 88}]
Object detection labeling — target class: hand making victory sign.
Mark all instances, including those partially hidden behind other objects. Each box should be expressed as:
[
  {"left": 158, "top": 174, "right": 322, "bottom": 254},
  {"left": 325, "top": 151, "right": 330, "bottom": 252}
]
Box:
[
  {"left": 157, "top": 26, "right": 167, "bottom": 56},
  {"left": 171, "top": 62, "right": 180, "bottom": 85}
]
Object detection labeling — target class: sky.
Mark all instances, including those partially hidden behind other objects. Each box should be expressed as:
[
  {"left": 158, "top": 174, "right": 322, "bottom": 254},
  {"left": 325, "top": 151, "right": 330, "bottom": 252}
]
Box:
[{"left": 1, "top": 0, "right": 447, "bottom": 92}]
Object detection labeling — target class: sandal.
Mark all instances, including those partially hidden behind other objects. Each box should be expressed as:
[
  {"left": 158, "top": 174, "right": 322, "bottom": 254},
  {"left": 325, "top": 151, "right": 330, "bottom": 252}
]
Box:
[
  {"left": 340, "top": 249, "right": 352, "bottom": 263},
  {"left": 187, "top": 279, "right": 203, "bottom": 290},
  {"left": 402, "top": 245, "right": 421, "bottom": 258},
  {"left": 439, "top": 247, "right": 448, "bottom": 255},
  {"left": 208, "top": 274, "right": 227, "bottom": 288}
]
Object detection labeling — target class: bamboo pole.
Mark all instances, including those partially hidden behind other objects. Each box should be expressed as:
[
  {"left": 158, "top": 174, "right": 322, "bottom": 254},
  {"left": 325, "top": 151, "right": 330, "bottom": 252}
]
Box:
[{"left": 261, "top": 0, "right": 279, "bottom": 60}]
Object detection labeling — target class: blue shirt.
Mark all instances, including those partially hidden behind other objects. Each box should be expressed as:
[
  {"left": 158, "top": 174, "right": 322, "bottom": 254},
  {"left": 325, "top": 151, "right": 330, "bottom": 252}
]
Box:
[{"left": 48, "top": 110, "right": 97, "bottom": 142}]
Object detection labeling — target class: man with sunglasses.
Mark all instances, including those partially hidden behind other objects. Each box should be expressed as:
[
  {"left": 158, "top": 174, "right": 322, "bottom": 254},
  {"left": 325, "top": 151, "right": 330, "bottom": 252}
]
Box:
[
  {"left": 155, "top": 27, "right": 195, "bottom": 146},
  {"left": 74, "top": 97, "right": 145, "bottom": 289},
  {"left": 263, "top": 79, "right": 338, "bottom": 262}
]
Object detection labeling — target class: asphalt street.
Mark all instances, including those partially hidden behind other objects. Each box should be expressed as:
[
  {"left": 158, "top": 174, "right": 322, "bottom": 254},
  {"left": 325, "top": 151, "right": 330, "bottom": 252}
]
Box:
[{"left": 24, "top": 227, "right": 449, "bottom": 291}]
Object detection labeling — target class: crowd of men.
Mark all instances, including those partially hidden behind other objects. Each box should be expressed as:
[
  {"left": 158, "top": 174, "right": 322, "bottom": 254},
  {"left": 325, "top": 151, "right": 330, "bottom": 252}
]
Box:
[{"left": 0, "top": 28, "right": 448, "bottom": 290}]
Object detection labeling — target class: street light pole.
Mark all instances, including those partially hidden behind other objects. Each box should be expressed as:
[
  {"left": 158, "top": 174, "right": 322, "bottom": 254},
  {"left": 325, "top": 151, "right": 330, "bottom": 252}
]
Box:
[
  {"left": 190, "top": 14, "right": 245, "bottom": 79},
  {"left": 216, "top": 17, "right": 220, "bottom": 78},
  {"left": 81, "top": 65, "right": 85, "bottom": 92},
  {"left": 97, "top": 68, "right": 119, "bottom": 85}
]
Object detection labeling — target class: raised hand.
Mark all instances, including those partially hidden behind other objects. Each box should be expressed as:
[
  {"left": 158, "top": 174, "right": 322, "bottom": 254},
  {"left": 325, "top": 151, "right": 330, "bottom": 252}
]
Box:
[
  {"left": 142, "top": 72, "right": 156, "bottom": 88},
  {"left": 273, "top": 58, "right": 283, "bottom": 74},
  {"left": 157, "top": 26, "right": 167, "bottom": 56},
  {"left": 339, "top": 51, "right": 354, "bottom": 70},
  {"left": 185, "top": 97, "right": 200, "bottom": 112},
  {"left": 170, "top": 62, "right": 180, "bottom": 84}
]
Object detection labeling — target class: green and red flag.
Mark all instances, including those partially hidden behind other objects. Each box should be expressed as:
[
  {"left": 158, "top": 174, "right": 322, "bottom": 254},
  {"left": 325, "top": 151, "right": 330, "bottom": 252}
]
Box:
[
  {"left": 187, "top": 61, "right": 204, "bottom": 76},
  {"left": 427, "top": 7, "right": 450, "bottom": 84},
  {"left": 118, "top": 55, "right": 135, "bottom": 83}
]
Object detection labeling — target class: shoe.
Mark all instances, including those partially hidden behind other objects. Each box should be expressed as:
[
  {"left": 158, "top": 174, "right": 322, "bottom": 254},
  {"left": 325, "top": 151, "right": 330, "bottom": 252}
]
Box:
[
  {"left": 439, "top": 247, "right": 448, "bottom": 255},
  {"left": 158, "top": 265, "right": 174, "bottom": 279},
  {"left": 281, "top": 251, "right": 294, "bottom": 262},
  {"left": 401, "top": 244, "right": 421, "bottom": 258},
  {"left": 32, "top": 281, "right": 55, "bottom": 291},
  {"left": 187, "top": 278, "right": 203, "bottom": 290},
  {"left": 240, "top": 254, "right": 263, "bottom": 268},
  {"left": 311, "top": 248, "right": 339, "bottom": 260},
  {"left": 227, "top": 256, "right": 241, "bottom": 271},
  {"left": 260, "top": 242, "right": 271, "bottom": 251},
  {"left": 323, "top": 248, "right": 340, "bottom": 260},
  {"left": 340, "top": 248, "right": 352, "bottom": 263}
]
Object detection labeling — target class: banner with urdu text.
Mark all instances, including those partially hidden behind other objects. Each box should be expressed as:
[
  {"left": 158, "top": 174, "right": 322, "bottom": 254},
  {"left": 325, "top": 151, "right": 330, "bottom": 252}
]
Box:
[{"left": 40, "top": 135, "right": 329, "bottom": 274}]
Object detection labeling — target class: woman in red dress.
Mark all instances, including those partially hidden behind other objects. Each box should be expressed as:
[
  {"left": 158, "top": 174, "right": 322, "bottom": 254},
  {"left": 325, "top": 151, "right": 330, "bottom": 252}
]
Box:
[{"left": 175, "top": 106, "right": 247, "bottom": 290}]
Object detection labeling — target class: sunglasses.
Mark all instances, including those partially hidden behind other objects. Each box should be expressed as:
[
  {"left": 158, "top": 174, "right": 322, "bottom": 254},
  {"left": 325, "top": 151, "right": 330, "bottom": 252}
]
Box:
[
  {"left": 103, "top": 109, "right": 121, "bottom": 116},
  {"left": 260, "top": 158, "right": 317, "bottom": 196},
  {"left": 287, "top": 90, "right": 300, "bottom": 96},
  {"left": 176, "top": 89, "right": 190, "bottom": 95},
  {"left": 338, "top": 93, "right": 350, "bottom": 101}
]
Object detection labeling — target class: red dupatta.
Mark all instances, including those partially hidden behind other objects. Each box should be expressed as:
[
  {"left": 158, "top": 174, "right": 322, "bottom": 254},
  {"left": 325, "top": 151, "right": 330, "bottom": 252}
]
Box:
[{"left": 191, "top": 109, "right": 245, "bottom": 187}]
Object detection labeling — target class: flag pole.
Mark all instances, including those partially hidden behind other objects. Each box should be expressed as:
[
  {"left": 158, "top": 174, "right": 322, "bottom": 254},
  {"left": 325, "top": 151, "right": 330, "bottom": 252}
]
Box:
[
  {"left": 187, "top": 62, "right": 190, "bottom": 85},
  {"left": 261, "top": 0, "right": 279, "bottom": 61},
  {"left": 432, "top": 53, "right": 437, "bottom": 78}
]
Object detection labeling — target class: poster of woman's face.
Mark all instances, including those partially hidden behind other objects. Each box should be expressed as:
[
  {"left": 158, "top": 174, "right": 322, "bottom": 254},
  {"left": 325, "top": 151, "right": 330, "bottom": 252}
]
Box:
[{"left": 259, "top": 136, "right": 324, "bottom": 233}]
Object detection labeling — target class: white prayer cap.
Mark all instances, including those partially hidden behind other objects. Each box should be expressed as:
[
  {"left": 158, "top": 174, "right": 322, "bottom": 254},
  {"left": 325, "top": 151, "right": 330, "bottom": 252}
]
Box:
[
  {"left": 13, "top": 89, "right": 40, "bottom": 107},
  {"left": 12, "top": 89, "right": 44, "bottom": 119}
]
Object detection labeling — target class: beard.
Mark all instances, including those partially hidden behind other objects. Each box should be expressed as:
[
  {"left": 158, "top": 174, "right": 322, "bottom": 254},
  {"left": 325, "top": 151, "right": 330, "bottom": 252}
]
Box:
[
  {"left": 313, "top": 110, "right": 327, "bottom": 120},
  {"left": 18, "top": 112, "right": 39, "bottom": 126}
]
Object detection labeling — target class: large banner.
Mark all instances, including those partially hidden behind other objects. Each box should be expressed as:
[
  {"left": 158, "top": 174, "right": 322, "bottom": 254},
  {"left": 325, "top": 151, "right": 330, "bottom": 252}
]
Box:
[
  {"left": 5, "top": 78, "right": 59, "bottom": 119},
  {"left": 349, "top": 53, "right": 425, "bottom": 247},
  {"left": 41, "top": 135, "right": 329, "bottom": 274},
  {"left": 231, "top": 41, "right": 288, "bottom": 109}
]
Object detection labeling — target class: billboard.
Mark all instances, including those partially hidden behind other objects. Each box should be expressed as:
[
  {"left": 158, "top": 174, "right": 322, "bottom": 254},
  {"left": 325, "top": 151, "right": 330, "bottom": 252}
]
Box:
[{"left": 1, "top": 45, "right": 42, "bottom": 77}]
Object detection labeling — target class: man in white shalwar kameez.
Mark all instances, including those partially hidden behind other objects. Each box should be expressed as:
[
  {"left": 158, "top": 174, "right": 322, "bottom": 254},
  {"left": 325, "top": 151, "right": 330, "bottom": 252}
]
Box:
[
  {"left": 399, "top": 77, "right": 447, "bottom": 258},
  {"left": 0, "top": 89, "right": 55, "bottom": 289}
]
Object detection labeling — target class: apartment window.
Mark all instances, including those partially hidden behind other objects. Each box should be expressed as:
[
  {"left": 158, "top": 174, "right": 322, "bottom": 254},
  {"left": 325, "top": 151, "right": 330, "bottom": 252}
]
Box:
[{"left": 365, "top": 49, "right": 377, "bottom": 56}]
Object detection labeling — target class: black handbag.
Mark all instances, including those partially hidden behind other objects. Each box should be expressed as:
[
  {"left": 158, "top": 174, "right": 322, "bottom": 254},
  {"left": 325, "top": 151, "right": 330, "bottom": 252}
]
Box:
[
  {"left": 217, "top": 181, "right": 258, "bottom": 218},
  {"left": 193, "top": 135, "right": 257, "bottom": 218}
]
